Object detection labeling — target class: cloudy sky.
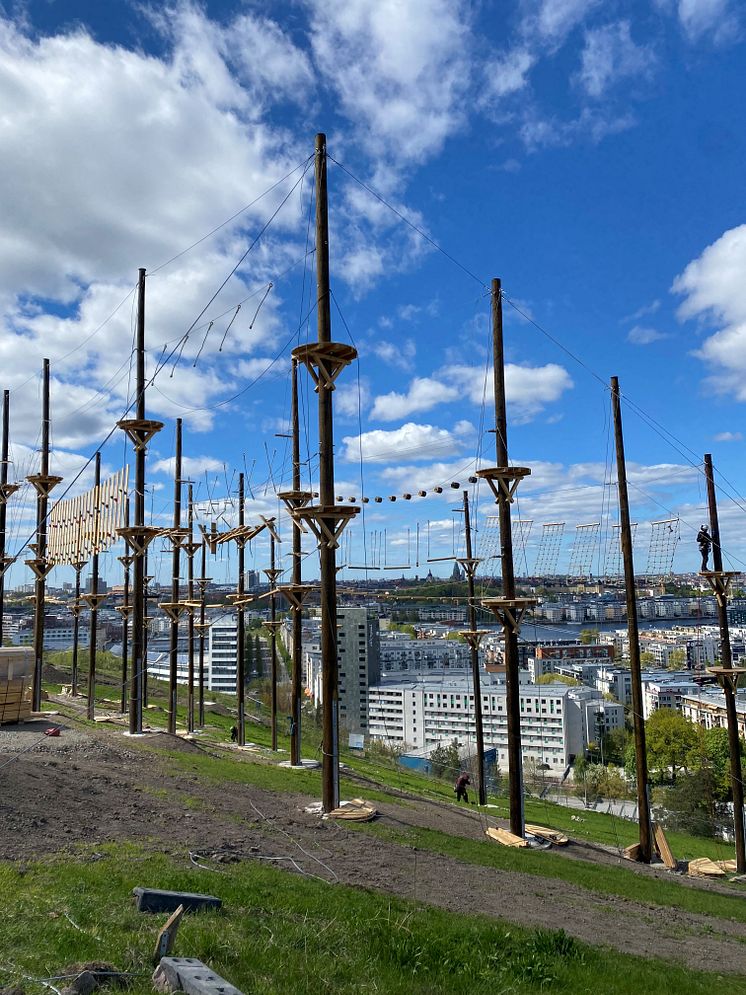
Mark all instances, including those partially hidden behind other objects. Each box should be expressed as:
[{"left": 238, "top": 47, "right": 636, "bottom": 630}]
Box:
[{"left": 1, "top": 0, "right": 745, "bottom": 586}]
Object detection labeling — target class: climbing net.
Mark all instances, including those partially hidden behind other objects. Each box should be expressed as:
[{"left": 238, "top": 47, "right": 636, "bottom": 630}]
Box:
[
  {"left": 602, "top": 522, "right": 637, "bottom": 578},
  {"left": 534, "top": 522, "right": 565, "bottom": 576},
  {"left": 478, "top": 516, "right": 532, "bottom": 577},
  {"left": 645, "top": 518, "right": 680, "bottom": 577},
  {"left": 567, "top": 522, "right": 600, "bottom": 579}
]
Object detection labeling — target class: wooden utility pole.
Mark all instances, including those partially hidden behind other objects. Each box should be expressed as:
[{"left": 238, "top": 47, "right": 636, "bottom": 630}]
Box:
[
  {"left": 462, "top": 490, "right": 486, "bottom": 805},
  {"left": 120, "top": 268, "right": 162, "bottom": 736},
  {"left": 197, "top": 536, "right": 208, "bottom": 727},
  {"left": 30, "top": 359, "right": 59, "bottom": 711},
  {"left": 0, "top": 389, "right": 16, "bottom": 648},
  {"left": 290, "top": 134, "right": 358, "bottom": 809},
  {"left": 290, "top": 358, "right": 303, "bottom": 765},
  {"left": 479, "top": 280, "right": 533, "bottom": 837},
  {"left": 186, "top": 483, "right": 196, "bottom": 733},
  {"left": 236, "top": 472, "right": 246, "bottom": 746},
  {"left": 86, "top": 451, "right": 102, "bottom": 720},
  {"left": 703, "top": 453, "right": 746, "bottom": 873},
  {"left": 70, "top": 557, "right": 85, "bottom": 696},
  {"left": 118, "top": 496, "right": 131, "bottom": 713},
  {"left": 268, "top": 533, "right": 279, "bottom": 751},
  {"left": 167, "top": 419, "right": 183, "bottom": 735},
  {"left": 610, "top": 376, "right": 652, "bottom": 863}
]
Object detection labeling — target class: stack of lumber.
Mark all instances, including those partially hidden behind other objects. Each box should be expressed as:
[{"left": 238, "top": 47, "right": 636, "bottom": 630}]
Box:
[
  {"left": 687, "top": 857, "right": 728, "bottom": 878},
  {"left": 0, "top": 648, "right": 34, "bottom": 725},
  {"left": 326, "top": 798, "right": 377, "bottom": 822},
  {"left": 525, "top": 824, "right": 569, "bottom": 845},
  {"left": 485, "top": 827, "right": 528, "bottom": 847},
  {"left": 653, "top": 824, "right": 678, "bottom": 870}
]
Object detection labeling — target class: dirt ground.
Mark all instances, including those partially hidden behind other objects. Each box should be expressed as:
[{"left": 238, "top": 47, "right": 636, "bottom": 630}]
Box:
[{"left": 2, "top": 708, "right": 745, "bottom": 975}]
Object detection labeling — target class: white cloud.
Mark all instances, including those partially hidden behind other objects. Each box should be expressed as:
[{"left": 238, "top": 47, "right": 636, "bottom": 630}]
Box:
[
  {"left": 483, "top": 48, "right": 536, "bottom": 102},
  {"left": 371, "top": 338, "right": 417, "bottom": 371},
  {"left": 341, "top": 422, "right": 467, "bottom": 463},
  {"left": 371, "top": 377, "right": 458, "bottom": 421},
  {"left": 627, "top": 325, "right": 669, "bottom": 345},
  {"left": 306, "top": 0, "right": 472, "bottom": 164},
  {"left": 676, "top": 0, "right": 741, "bottom": 43},
  {"left": 335, "top": 378, "right": 372, "bottom": 419},
  {"left": 578, "top": 21, "right": 655, "bottom": 98},
  {"left": 151, "top": 455, "right": 225, "bottom": 478},
  {"left": 446, "top": 362, "right": 574, "bottom": 422},
  {"left": 714, "top": 431, "right": 743, "bottom": 442},
  {"left": 673, "top": 224, "right": 746, "bottom": 398},
  {"left": 523, "top": 0, "right": 601, "bottom": 49},
  {"left": 520, "top": 106, "right": 635, "bottom": 150}
]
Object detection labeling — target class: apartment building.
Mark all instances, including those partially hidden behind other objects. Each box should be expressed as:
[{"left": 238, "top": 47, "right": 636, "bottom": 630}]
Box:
[
  {"left": 368, "top": 678, "right": 623, "bottom": 773},
  {"left": 682, "top": 686, "right": 746, "bottom": 738}
]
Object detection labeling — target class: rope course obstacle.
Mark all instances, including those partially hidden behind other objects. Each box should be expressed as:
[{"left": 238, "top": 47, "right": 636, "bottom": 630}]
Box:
[
  {"left": 567, "top": 522, "right": 600, "bottom": 579},
  {"left": 602, "top": 522, "right": 637, "bottom": 579},
  {"left": 533, "top": 523, "right": 565, "bottom": 576},
  {"left": 645, "top": 518, "right": 680, "bottom": 577},
  {"left": 48, "top": 468, "right": 129, "bottom": 563}
]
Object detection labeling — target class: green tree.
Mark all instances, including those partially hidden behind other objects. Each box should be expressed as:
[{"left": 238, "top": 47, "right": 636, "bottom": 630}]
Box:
[
  {"left": 645, "top": 708, "right": 699, "bottom": 783},
  {"left": 254, "top": 633, "right": 264, "bottom": 679},
  {"left": 536, "top": 673, "right": 582, "bottom": 686},
  {"left": 579, "top": 628, "right": 600, "bottom": 645},
  {"left": 667, "top": 648, "right": 687, "bottom": 671},
  {"left": 640, "top": 651, "right": 655, "bottom": 666},
  {"left": 429, "top": 739, "right": 460, "bottom": 781}
]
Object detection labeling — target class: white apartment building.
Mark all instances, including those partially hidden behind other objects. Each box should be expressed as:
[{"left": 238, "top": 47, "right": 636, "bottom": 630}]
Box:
[
  {"left": 368, "top": 678, "right": 623, "bottom": 774},
  {"left": 304, "top": 607, "right": 380, "bottom": 736},
  {"left": 379, "top": 635, "right": 473, "bottom": 673},
  {"left": 642, "top": 677, "right": 700, "bottom": 719},
  {"left": 147, "top": 612, "right": 238, "bottom": 694},
  {"left": 682, "top": 686, "right": 746, "bottom": 738}
]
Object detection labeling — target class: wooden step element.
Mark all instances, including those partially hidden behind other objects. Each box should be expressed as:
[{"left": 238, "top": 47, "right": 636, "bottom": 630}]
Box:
[{"left": 485, "top": 827, "right": 527, "bottom": 847}]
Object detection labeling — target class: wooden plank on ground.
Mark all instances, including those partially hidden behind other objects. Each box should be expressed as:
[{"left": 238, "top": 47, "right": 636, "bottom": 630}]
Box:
[
  {"left": 687, "top": 857, "right": 726, "bottom": 878},
  {"left": 653, "top": 823, "right": 677, "bottom": 870},
  {"left": 525, "top": 824, "right": 569, "bottom": 846},
  {"left": 623, "top": 843, "right": 642, "bottom": 862},
  {"left": 153, "top": 904, "right": 185, "bottom": 964},
  {"left": 485, "top": 827, "right": 528, "bottom": 848}
]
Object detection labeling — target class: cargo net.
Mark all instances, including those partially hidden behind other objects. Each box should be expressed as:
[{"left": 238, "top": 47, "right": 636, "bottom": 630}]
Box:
[
  {"left": 534, "top": 522, "right": 565, "bottom": 576},
  {"left": 603, "top": 523, "right": 638, "bottom": 578},
  {"left": 478, "top": 516, "right": 532, "bottom": 577},
  {"left": 567, "top": 523, "right": 600, "bottom": 579},
  {"left": 645, "top": 518, "right": 680, "bottom": 578}
]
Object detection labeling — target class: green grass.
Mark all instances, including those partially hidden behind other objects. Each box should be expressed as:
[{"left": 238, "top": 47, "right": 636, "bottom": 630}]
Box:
[
  {"left": 352, "top": 821, "right": 746, "bottom": 925},
  {"left": 1, "top": 845, "right": 744, "bottom": 995}
]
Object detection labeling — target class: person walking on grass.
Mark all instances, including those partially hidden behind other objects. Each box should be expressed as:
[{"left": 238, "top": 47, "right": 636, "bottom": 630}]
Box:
[{"left": 454, "top": 772, "right": 471, "bottom": 804}]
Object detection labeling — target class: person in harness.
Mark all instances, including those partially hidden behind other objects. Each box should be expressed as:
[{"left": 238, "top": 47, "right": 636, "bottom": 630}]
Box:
[
  {"left": 697, "top": 524, "right": 711, "bottom": 572},
  {"left": 454, "top": 772, "right": 471, "bottom": 804}
]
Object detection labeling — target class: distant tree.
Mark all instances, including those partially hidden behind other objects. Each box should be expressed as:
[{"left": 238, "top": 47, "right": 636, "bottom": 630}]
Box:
[
  {"left": 254, "top": 633, "right": 264, "bottom": 678},
  {"left": 429, "top": 739, "right": 461, "bottom": 781},
  {"left": 640, "top": 651, "right": 656, "bottom": 666},
  {"left": 536, "top": 673, "right": 582, "bottom": 686},
  {"left": 667, "top": 648, "right": 688, "bottom": 671},
  {"left": 645, "top": 708, "right": 699, "bottom": 783},
  {"left": 579, "top": 628, "right": 600, "bottom": 645}
]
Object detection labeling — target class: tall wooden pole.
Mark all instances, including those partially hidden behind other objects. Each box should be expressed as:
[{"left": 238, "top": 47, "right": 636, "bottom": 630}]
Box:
[
  {"left": 129, "top": 268, "right": 147, "bottom": 735},
  {"left": 610, "top": 376, "right": 652, "bottom": 862},
  {"left": 0, "top": 390, "right": 9, "bottom": 647},
  {"left": 32, "top": 359, "right": 51, "bottom": 712},
  {"left": 290, "top": 358, "right": 303, "bottom": 765},
  {"left": 186, "top": 483, "right": 195, "bottom": 733},
  {"left": 71, "top": 559, "right": 84, "bottom": 696},
  {"left": 492, "top": 280, "right": 524, "bottom": 836},
  {"left": 315, "top": 133, "right": 342, "bottom": 812},
  {"left": 86, "top": 451, "right": 101, "bottom": 720},
  {"left": 463, "top": 491, "right": 486, "bottom": 805},
  {"left": 168, "top": 418, "right": 182, "bottom": 735},
  {"left": 120, "top": 496, "right": 130, "bottom": 713},
  {"left": 236, "top": 472, "right": 246, "bottom": 746},
  {"left": 198, "top": 537, "right": 206, "bottom": 727},
  {"left": 270, "top": 533, "right": 278, "bottom": 751},
  {"left": 704, "top": 453, "right": 746, "bottom": 872}
]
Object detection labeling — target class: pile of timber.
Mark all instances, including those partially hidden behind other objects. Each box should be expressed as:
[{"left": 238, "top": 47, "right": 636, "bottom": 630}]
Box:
[
  {"left": 485, "top": 827, "right": 528, "bottom": 847},
  {"left": 0, "top": 648, "right": 33, "bottom": 725},
  {"left": 688, "top": 857, "right": 737, "bottom": 878},
  {"left": 326, "top": 798, "right": 377, "bottom": 822}
]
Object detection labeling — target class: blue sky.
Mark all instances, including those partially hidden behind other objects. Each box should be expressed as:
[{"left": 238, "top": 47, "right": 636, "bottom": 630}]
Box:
[{"left": 1, "top": 0, "right": 745, "bottom": 586}]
